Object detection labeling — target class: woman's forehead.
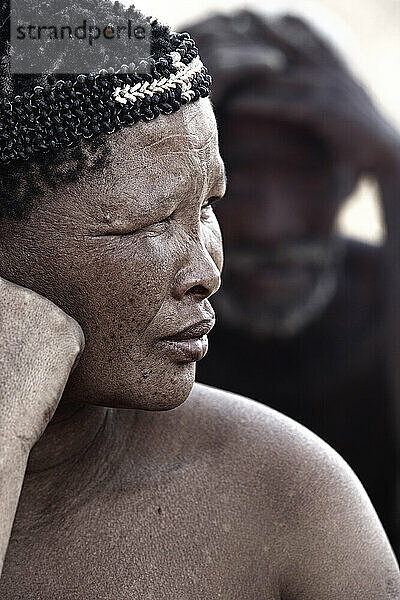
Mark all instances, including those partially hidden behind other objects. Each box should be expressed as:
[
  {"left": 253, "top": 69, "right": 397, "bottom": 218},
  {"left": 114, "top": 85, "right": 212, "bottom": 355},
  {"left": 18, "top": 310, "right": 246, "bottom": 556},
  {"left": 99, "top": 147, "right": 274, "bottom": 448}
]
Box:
[
  {"left": 95, "top": 99, "right": 222, "bottom": 199},
  {"left": 110, "top": 98, "right": 218, "bottom": 160}
]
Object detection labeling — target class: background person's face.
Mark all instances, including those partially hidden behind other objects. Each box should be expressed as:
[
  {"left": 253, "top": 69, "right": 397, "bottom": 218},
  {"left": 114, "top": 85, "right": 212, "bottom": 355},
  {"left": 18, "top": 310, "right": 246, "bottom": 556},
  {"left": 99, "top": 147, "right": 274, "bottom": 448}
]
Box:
[
  {"left": 214, "top": 111, "right": 346, "bottom": 338},
  {"left": 0, "top": 99, "right": 225, "bottom": 410}
]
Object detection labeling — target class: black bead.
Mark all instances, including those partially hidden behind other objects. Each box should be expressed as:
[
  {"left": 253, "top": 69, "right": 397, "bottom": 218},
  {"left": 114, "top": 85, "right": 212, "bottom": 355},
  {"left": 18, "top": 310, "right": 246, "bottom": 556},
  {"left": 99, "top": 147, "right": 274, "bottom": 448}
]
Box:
[
  {"left": 122, "top": 114, "right": 134, "bottom": 124},
  {"left": 171, "top": 100, "right": 180, "bottom": 112},
  {"left": 160, "top": 102, "right": 172, "bottom": 114},
  {"left": 198, "top": 86, "right": 208, "bottom": 98},
  {"left": 143, "top": 108, "right": 154, "bottom": 120}
]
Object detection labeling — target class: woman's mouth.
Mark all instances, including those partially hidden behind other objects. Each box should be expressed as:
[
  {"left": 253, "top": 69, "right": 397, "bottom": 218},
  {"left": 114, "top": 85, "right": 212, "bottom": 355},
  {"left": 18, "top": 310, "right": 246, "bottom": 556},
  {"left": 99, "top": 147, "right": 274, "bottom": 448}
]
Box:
[{"left": 156, "top": 320, "right": 214, "bottom": 363}]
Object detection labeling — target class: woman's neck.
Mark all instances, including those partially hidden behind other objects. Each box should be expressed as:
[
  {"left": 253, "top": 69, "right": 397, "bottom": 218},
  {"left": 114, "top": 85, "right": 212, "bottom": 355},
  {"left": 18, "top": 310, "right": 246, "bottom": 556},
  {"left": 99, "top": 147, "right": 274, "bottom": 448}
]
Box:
[
  {"left": 12, "top": 402, "right": 127, "bottom": 532},
  {"left": 27, "top": 401, "right": 110, "bottom": 474}
]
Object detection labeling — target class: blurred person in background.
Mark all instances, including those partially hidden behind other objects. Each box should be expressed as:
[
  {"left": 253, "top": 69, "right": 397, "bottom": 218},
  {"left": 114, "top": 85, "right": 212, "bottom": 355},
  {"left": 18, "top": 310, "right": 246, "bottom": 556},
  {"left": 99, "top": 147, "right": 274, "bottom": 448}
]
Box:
[{"left": 187, "top": 8, "right": 400, "bottom": 552}]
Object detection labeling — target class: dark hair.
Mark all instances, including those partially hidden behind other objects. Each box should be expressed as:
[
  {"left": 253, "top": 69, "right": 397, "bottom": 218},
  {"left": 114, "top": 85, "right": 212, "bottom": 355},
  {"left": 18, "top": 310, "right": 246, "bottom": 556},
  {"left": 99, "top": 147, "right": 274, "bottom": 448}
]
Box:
[{"left": 0, "top": 0, "right": 173, "bottom": 220}]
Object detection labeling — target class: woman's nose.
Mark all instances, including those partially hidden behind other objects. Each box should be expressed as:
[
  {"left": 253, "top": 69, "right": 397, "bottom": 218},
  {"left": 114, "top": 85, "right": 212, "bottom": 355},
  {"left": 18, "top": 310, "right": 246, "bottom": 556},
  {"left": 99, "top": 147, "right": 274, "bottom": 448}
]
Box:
[{"left": 172, "top": 241, "right": 221, "bottom": 301}]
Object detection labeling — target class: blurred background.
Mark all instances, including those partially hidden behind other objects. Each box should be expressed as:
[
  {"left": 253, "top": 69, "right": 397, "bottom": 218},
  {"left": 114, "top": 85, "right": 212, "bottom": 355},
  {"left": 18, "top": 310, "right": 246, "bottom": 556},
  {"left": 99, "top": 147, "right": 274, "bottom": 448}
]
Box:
[{"left": 132, "top": 0, "right": 400, "bottom": 245}]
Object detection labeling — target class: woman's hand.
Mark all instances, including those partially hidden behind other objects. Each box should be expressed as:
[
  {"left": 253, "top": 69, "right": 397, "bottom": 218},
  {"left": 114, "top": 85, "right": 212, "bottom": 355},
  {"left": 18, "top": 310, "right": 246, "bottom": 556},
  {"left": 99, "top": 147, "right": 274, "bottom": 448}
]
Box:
[
  {"left": 0, "top": 275, "right": 85, "bottom": 451},
  {"left": 0, "top": 275, "right": 84, "bottom": 574}
]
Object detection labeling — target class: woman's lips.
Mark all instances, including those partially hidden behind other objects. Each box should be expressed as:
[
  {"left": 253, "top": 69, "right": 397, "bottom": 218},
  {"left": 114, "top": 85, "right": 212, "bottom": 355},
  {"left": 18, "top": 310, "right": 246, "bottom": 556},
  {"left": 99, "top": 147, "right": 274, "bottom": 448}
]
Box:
[
  {"left": 158, "top": 335, "right": 209, "bottom": 363},
  {"left": 156, "top": 319, "right": 214, "bottom": 363}
]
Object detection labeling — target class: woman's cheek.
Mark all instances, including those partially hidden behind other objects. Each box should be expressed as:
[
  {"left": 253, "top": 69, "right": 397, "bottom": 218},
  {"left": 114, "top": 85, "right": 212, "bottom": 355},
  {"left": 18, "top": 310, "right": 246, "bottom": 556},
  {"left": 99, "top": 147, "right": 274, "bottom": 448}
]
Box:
[{"left": 104, "top": 233, "right": 180, "bottom": 316}]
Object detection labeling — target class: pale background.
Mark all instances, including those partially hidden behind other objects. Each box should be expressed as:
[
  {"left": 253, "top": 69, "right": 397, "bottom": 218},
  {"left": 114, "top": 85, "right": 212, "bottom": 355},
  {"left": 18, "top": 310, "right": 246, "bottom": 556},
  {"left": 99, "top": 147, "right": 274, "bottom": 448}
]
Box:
[{"left": 130, "top": 0, "right": 400, "bottom": 244}]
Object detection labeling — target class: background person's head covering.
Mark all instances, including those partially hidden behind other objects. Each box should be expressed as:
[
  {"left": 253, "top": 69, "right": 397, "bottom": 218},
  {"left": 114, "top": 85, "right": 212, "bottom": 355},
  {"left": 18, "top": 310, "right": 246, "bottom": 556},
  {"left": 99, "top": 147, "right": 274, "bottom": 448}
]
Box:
[{"left": 184, "top": 7, "right": 348, "bottom": 112}]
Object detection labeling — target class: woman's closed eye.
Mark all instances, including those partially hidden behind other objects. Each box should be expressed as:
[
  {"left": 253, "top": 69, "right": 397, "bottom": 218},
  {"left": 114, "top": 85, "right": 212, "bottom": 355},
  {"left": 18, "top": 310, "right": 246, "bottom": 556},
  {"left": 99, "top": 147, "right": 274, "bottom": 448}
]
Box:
[
  {"left": 89, "top": 215, "right": 174, "bottom": 239},
  {"left": 90, "top": 196, "right": 223, "bottom": 239}
]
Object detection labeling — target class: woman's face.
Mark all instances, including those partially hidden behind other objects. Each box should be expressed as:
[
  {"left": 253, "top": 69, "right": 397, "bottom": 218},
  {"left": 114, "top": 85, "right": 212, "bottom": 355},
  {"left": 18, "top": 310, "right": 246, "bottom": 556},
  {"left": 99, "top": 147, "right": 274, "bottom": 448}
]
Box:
[{"left": 0, "top": 98, "right": 226, "bottom": 410}]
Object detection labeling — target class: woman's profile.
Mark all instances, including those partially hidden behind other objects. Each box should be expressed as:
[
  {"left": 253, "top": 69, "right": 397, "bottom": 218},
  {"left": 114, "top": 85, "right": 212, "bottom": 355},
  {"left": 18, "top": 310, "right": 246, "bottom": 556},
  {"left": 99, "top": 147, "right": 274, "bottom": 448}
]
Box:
[{"left": 0, "top": 1, "right": 398, "bottom": 597}]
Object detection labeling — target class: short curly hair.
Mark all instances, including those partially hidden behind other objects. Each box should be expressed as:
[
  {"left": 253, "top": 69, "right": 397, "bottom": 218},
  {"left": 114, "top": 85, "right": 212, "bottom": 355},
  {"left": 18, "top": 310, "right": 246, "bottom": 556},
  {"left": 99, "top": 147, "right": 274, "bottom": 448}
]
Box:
[{"left": 0, "top": 0, "right": 174, "bottom": 220}]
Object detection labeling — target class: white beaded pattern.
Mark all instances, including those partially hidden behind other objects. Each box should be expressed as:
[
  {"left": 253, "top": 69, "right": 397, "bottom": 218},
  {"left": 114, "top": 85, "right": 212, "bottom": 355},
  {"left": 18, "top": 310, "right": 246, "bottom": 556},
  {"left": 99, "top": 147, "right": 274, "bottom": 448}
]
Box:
[{"left": 112, "top": 55, "right": 204, "bottom": 106}]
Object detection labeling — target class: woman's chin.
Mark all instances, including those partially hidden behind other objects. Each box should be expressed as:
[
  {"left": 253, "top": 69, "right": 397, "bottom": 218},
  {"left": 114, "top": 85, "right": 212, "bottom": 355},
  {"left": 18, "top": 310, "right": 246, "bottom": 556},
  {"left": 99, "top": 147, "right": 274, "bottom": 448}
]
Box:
[{"left": 62, "top": 361, "right": 196, "bottom": 411}]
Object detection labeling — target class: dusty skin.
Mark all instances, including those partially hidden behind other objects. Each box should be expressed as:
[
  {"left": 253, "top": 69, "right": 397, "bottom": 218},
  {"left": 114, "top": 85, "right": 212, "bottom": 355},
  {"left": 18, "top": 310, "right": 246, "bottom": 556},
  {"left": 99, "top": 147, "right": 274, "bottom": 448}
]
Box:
[{"left": 0, "top": 98, "right": 398, "bottom": 598}]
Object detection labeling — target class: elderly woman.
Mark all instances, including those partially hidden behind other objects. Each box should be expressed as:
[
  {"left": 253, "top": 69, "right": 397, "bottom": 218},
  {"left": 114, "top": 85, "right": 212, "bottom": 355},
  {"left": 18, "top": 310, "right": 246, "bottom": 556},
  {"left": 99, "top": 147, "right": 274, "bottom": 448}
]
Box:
[{"left": 0, "top": 1, "right": 398, "bottom": 598}]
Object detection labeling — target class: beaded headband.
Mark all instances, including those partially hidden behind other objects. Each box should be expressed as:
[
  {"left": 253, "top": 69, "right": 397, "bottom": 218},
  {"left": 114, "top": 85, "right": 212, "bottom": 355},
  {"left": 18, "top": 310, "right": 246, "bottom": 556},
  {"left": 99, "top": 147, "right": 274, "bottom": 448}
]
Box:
[{"left": 0, "top": 32, "right": 211, "bottom": 165}]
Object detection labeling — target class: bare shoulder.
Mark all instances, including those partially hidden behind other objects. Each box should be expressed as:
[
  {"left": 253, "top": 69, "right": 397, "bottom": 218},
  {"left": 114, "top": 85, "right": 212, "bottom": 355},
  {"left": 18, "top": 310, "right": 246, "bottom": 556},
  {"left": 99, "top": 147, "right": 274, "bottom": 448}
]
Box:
[
  {"left": 175, "top": 383, "right": 399, "bottom": 598},
  {"left": 184, "top": 382, "right": 386, "bottom": 528},
  {"left": 145, "top": 380, "right": 340, "bottom": 502},
  {"left": 167, "top": 382, "right": 360, "bottom": 519},
  {"left": 134, "top": 384, "right": 398, "bottom": 597},
  {"left": 181, "top": 382, "right": 354, "bottom": 487}
]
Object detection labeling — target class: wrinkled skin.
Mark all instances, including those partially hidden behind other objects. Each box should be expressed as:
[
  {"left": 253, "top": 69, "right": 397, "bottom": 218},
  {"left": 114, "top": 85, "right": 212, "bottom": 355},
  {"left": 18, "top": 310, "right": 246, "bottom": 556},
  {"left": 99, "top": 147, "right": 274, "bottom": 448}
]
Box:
[
  {"left": 0, "top": 99, "right": 398, "bottom": 599},
  {"left": 0, "top": 98, "right": 225, "bottom": 411}
]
